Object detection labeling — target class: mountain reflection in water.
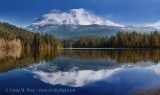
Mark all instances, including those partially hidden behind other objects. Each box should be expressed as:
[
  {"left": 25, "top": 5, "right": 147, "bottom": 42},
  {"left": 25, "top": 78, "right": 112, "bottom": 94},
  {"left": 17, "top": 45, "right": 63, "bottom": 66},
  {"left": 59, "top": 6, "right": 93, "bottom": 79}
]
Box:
[{"left": 1, "top": 49, "right": 160, "bottom": 95}]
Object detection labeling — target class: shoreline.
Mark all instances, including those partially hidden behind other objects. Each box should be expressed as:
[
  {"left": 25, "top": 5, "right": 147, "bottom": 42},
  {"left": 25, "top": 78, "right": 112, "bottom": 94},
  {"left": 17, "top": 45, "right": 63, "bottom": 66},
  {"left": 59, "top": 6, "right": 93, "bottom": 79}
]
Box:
[
  {"left": 1, "top": 47, "right": 160, "bottom": 50},
  {"left": 61, "top": 48, "right": 160, "bottom": 50}
]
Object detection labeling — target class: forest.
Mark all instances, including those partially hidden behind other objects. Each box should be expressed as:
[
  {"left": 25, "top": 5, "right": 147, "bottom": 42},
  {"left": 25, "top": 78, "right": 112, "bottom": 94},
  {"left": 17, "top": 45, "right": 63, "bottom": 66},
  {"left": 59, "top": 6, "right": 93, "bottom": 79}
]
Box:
[
  {"left": 0, "top": 22, "right": 62, "bottom": 49},
  {"left": 62, "top": 31, "right": 160, "bottom": 48},
  {"left": 1, "top": 22, "right": 160, "bottom": 49}
]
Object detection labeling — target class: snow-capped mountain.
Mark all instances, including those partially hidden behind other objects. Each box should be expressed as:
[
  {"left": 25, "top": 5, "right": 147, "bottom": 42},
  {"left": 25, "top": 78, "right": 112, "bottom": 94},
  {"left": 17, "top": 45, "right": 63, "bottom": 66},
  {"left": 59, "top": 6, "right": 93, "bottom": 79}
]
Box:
[
  {"left": 24, "top": 59, "right": 160, "bottom": 87},
  {"left": 24, "top": 8, "right": 157, "bottom": 39},
  {"left": 27, "top": 8, "right": 123, "bottom": 27}
]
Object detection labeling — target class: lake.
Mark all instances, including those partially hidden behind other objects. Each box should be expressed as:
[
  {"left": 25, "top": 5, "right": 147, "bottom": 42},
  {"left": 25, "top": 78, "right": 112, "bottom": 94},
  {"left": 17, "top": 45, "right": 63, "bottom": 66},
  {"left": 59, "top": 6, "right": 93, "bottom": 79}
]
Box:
[{"left": 0, "top": 49, "right": 160, "bottom": 95}]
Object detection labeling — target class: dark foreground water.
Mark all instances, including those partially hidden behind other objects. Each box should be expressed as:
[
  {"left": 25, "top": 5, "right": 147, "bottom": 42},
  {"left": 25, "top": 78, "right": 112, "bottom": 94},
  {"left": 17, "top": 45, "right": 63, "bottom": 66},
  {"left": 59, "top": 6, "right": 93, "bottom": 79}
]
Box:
[{"left": 0, "top": 49, "right": 160, "bottom": 95}]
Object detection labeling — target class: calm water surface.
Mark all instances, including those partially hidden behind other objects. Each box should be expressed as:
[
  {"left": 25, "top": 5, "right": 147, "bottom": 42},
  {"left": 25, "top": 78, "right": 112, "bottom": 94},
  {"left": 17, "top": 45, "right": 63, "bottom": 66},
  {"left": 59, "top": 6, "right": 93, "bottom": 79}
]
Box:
[{"left": 0, "top": 49, "right": 160, "bottom": 95}]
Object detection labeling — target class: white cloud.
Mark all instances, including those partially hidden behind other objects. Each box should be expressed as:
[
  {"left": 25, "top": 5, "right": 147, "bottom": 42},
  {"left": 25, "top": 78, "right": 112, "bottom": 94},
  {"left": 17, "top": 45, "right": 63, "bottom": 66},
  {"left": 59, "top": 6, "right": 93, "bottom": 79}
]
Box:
[
  {"left": 32, "top": 8, "right": 124, "bottom": 27},
  {"left": 145, "top": 63, "right": 160, "bottom": 75},
  {"left": 144, "top": 20, "right": 160, "bottom": 29}
]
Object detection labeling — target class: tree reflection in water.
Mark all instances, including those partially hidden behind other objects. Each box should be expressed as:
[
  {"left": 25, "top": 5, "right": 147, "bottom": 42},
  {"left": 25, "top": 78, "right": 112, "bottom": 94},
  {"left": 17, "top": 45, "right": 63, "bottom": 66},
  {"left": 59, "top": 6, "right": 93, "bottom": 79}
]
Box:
[{"left": 0, "top": 49, "right": 160, "bottom": 73}]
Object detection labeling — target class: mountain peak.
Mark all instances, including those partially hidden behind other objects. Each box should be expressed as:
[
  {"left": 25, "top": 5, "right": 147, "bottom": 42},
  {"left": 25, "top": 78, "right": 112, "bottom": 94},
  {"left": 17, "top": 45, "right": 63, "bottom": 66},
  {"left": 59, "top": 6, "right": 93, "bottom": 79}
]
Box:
[{"left": 30, "top": 8, "right": 123, "bottom": 27}]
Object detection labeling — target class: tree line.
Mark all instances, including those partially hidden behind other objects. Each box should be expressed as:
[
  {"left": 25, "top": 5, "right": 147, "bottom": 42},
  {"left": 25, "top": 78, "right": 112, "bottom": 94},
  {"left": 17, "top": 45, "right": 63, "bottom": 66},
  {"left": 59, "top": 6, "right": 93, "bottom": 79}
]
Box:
[
  {"left": 0, "top": 22, "right": 62, "bottom": 48},
  {"left": 62, "top": 31, "right": 160, "bottom": 48}
]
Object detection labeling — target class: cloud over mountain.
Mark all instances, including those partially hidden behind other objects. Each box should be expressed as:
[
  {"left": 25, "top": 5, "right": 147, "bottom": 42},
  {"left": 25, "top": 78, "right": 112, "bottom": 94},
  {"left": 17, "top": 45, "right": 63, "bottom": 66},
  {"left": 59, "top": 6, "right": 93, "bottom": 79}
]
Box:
[
  {"left": 31, "top": 8, "right": 123, "bottom": 27},
  {"left": 144, "top": 20, "right": 160, "bottom": 29}
]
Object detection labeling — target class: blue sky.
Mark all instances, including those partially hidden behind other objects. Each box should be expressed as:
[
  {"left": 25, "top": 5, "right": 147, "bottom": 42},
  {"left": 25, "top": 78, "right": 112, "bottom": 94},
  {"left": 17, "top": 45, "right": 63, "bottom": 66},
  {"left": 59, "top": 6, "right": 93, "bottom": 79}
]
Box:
[{"left": 0, "top": 0, "right": 160, "bottom": 27}]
